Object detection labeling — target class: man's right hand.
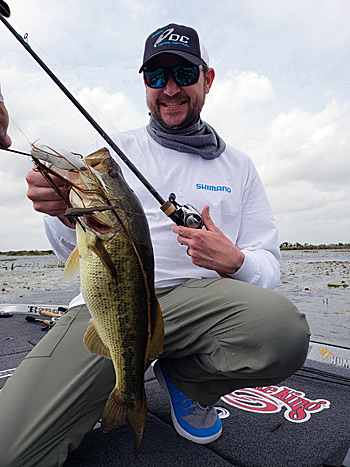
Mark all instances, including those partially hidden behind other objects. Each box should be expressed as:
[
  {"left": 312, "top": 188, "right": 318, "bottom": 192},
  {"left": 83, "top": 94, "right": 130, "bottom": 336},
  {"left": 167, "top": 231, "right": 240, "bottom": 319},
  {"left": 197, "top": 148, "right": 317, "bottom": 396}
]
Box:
[
  {"left": 26, "top": 170, "right": 74, "bottom": 228},
  {"left": 0, "top": 133, "right": 12, "bottom": 149},
  {"left": 0, "top": 101, "right": 12, "bottom": 149}
]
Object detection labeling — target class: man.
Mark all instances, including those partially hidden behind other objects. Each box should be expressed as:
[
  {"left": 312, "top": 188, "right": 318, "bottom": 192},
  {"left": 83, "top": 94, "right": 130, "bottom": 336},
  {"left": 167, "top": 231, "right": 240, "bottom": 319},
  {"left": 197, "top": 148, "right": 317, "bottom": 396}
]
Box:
[
  {"left": 0, "top": 24, "right": 310, "bottom": 466},
  {"left": 0, "top": 85, "right": 12, "bottom": 149}
]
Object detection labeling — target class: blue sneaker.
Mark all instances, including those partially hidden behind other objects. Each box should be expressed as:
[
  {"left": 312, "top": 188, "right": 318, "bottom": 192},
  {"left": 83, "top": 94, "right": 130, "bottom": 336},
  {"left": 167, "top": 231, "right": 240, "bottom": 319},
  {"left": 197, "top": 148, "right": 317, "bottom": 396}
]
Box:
[{"left": 153, "top": 360, "right": 222, "bottom": 444}]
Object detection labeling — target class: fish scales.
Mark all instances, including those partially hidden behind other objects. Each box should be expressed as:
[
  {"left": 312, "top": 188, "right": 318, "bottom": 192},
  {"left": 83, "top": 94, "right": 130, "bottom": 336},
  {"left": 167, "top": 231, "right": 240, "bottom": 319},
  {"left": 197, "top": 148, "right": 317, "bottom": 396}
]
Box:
[
  {"left": 77, "top": 221, "right": 150, "bottom": 407},
  {"left": 45, "top": 146, "right": 165, "bottom": 457}
]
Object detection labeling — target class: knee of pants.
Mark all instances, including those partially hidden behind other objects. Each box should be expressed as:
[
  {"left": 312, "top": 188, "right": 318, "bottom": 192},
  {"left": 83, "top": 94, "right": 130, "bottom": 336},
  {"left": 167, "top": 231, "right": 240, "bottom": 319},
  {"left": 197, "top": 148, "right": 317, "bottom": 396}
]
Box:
[
  {"left": 233, "top": 294, "right": 310, "bottom": 379},
  {"left": 160, "top": 278, "right": 310, "bottom": 382},
  {"left": 209, "top": 289, "right": 310, "bottom": 379},
  {"left": 269, "top": 307, "right": 310, "bottom": 378}
]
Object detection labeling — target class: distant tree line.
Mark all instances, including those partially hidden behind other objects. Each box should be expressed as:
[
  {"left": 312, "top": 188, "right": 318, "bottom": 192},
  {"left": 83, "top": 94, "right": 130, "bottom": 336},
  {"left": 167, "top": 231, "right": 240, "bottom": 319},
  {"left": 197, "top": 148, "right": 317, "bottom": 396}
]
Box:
[
  {"left": 0, "top": 245, "right": 349, "bottom": 255},
  {"left": 0, "top": 250, "right": 54, "bottom": 256},
  {"left": 280, "top": 242, "right": 350, "bottom": 251}
]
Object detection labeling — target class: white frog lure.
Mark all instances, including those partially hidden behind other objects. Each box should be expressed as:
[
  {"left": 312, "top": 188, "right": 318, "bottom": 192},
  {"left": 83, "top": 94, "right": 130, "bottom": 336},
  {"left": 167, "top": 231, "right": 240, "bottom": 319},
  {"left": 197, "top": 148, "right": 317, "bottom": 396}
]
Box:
[
  {"left": 30, "top": 142, "right": 115, "bottom": 217},
  {"left": 31, "top": 143, "right": 86, "bottom": 171}
]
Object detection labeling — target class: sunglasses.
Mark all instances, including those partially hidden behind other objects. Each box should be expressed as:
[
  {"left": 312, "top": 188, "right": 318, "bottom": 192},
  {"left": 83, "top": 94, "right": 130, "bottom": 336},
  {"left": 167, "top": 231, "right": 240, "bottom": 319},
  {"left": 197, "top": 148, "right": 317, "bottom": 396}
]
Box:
[{"left": 144, "top": 64, "right": 205, "bottom": 89}]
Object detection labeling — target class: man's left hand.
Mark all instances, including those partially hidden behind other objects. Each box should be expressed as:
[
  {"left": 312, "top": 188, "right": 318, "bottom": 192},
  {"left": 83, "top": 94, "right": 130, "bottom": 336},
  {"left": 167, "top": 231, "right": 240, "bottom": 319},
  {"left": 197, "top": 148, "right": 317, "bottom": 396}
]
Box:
[{"left": 172, "top": 205, "right": 245, "bottom": 274}]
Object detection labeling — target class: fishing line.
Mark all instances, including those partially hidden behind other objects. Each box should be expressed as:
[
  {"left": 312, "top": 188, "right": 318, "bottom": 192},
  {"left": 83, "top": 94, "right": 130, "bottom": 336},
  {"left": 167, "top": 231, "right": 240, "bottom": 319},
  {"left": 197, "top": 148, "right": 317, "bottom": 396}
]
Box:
[
  {"left": 9, "top": 116, "right": 32, "bottom": 146},
  {"left": 6, "top": 14, "right": 122, "bottom": 138},
  {"left": 0, "top": 4, "right": 204, "bottom": 228}
]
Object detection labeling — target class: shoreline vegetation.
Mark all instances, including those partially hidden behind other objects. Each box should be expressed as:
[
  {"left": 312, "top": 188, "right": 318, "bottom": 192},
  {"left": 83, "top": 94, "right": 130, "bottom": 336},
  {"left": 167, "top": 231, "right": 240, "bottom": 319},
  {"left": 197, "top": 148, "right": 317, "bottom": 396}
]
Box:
[
  {"left": 0, "top": 243, "right": 349, "bottom": 256},
  {"left": 279, "top": 242, "right": 350, "bottom": 251},
  {"left": 0, "top": 250, "right": 54, "bottom": 256}
]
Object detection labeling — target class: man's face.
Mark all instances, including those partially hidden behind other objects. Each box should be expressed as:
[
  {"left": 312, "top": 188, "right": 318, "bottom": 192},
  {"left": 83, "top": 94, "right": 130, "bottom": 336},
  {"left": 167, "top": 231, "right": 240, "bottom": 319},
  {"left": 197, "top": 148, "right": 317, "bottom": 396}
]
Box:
[{"left": 145, "top": 54, "right": 215, "bottom": 130}]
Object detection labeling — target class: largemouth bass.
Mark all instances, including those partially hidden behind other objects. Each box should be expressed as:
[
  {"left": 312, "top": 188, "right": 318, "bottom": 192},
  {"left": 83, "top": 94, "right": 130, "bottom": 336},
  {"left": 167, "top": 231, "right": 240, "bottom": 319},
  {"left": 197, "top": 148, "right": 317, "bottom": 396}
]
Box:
[{"left": 32, "top": 145, "right": 164, "bottom": 456}]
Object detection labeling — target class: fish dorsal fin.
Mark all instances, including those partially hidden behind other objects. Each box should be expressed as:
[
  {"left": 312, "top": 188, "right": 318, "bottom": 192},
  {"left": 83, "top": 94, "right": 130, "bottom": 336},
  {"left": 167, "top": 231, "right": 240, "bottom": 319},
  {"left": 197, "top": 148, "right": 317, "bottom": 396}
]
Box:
[
  {"left": 89, "top": 237, "right": 118, "bottom": 280},
  {"left": 148, "top": 299, "right": 164, "bottom": 360},
  {"left": 62, "top": 246, "right": 80, "bottom": 281},
  {"left": 83, "top": 321, "right": 111, "bottom": 359}
]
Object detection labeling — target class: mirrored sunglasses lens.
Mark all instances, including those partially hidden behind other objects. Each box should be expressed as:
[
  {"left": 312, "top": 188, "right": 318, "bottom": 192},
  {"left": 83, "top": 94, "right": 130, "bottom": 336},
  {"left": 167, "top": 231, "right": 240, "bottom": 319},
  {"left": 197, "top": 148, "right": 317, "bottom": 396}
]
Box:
[
  {"left": 173, "top": 66, "right": 199, "bottom": 86},
  {"left": 144, "top": 68, "right": 167, "bottom": 88}
]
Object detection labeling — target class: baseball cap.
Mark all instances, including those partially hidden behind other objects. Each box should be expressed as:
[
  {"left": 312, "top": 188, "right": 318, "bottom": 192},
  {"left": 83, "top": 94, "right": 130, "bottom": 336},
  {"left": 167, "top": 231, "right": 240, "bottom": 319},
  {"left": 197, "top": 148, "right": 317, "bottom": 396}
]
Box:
[{"left": 139, "top": 23, "right": 209, "bottom": 72}]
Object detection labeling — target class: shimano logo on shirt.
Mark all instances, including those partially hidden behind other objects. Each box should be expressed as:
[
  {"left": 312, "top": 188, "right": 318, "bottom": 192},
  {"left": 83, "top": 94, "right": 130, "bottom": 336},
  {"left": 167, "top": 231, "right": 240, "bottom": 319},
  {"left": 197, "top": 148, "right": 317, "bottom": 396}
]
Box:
[{"left": 196, "top": 183, "right": 232, "bottom": 193}]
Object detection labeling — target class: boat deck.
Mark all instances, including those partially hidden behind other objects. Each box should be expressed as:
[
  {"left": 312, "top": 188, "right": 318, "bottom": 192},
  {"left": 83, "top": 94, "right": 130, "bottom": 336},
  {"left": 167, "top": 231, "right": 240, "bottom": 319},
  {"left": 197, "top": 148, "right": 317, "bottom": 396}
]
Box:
[{"left": 1, "top": 305, "right": 349, "bottom": 467}]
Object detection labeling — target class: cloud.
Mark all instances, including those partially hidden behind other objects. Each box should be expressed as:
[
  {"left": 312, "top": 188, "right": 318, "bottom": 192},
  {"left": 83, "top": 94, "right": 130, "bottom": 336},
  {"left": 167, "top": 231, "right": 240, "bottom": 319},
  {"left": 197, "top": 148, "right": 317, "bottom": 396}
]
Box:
[
  {"left": 256, "top": 99, "right": 350, "bottom": 243},
  {"left": 259, "top": 99, "right": 350, "bottom": 187},
  {"left": 0, "top": 70, "right": 147, "bottom": 251},
  {"left": 118, "top": 0, "right": 158, "bottom": 19},
  {"left": 203, "top": 70, "right": 275, "bottom": 146},
  {"left": 76, "top": 86, "right": 147, "bottom": 134},
  {"left": 0, "top": 204, "right": 51, "bottom": 251},
  {"left": 202, "top": 67, "right": 350, "bottom": 244},
  {"left": 241, "top": 0, "right": 350, "bottom": 50},
  {"left": 208, "top": 70, "right": 274, "bottom": 110},
  {"left": 0, "top": 0, "right": 349, "bottom": 248}
]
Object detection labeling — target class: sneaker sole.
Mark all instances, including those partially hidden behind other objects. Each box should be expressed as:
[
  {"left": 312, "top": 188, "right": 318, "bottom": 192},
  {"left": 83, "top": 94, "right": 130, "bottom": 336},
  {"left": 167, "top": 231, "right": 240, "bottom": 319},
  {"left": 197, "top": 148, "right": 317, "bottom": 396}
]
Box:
[{"left": 154, "top": 361, "right": 222, "bottom": 445}]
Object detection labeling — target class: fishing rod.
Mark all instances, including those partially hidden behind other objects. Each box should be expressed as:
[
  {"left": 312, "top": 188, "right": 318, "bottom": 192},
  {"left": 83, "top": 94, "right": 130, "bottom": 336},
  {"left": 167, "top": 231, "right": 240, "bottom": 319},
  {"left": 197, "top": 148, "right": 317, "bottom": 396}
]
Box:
[{"left": 0, "top": 1, "right": 203, "bottom": 229}]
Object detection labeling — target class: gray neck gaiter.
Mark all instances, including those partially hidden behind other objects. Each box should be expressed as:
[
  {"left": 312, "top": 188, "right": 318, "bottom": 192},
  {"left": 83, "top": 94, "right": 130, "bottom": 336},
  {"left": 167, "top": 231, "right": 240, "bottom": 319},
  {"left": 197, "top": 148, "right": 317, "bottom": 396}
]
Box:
[{"left": 146, "top": 116, "right": 226, "bottom": 160}]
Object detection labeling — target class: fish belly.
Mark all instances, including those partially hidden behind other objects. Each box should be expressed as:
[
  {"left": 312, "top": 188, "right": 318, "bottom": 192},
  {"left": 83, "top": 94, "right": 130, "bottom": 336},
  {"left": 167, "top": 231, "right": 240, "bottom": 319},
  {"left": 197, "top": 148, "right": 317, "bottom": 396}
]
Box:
[{"left": 78, "top": 226, "right": 149, "bottom": 448}]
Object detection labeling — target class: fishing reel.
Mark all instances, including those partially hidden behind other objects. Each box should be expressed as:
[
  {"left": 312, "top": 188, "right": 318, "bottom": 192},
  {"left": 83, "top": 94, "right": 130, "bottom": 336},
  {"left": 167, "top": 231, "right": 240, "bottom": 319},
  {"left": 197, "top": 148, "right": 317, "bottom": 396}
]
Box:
[{"left": 167, "top": 193, "right": 203, "bottom": 229}]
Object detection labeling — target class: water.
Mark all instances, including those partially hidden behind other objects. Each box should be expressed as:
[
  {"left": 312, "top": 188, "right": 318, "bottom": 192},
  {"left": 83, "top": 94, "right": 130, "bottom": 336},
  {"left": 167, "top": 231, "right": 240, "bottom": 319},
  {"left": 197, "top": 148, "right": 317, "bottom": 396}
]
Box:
[
  {"left": 0, "top": 254, "right": 80, "bottom": 306},
  {"left": 1, "top": 250, "right": 349, "bottom": 347},
  {"left": 276, "top": 249, "right": 350, "bottom": 347}
]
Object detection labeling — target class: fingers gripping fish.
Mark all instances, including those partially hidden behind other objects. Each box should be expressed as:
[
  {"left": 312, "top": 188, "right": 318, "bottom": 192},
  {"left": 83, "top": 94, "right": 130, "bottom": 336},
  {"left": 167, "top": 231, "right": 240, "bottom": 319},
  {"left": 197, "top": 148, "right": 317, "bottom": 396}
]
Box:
[{"left": 30, "top": 144, "right": 164, "bottom": 456}]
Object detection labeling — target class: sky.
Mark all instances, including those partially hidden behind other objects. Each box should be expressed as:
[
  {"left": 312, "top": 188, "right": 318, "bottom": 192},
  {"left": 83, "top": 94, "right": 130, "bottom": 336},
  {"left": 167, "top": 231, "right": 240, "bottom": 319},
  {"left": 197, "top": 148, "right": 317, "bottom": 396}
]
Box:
[{"left": 0, "top": 0, "right": 349, "bottom": 250}]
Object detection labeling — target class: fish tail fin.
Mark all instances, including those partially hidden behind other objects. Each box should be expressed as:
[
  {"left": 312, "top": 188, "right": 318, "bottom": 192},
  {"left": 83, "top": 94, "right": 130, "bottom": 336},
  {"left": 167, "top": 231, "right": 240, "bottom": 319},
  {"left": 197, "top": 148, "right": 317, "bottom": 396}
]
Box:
[
  {"left": 101, "top": 389, "right": 127, "bottom": 432},
  {"left": 148, "top": 299, "right": 164, "bottom": 360},
  {"left": 101, "top": 389, "right": 147, "bottom": 458}
]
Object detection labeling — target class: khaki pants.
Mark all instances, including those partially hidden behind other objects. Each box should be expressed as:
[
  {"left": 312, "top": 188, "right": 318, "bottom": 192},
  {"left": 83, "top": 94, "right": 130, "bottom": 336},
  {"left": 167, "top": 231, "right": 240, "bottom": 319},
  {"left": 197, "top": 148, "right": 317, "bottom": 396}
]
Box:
[{"left": 0, "top": 278, "right": 310, "bottom": 466}]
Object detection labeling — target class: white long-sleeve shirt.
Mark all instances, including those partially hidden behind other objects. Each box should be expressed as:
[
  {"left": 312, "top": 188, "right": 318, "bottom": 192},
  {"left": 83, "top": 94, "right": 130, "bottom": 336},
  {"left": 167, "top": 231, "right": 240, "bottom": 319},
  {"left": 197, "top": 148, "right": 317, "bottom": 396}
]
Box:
[{"left": 45, "top": 126, "right": 280, "bottom": 306}]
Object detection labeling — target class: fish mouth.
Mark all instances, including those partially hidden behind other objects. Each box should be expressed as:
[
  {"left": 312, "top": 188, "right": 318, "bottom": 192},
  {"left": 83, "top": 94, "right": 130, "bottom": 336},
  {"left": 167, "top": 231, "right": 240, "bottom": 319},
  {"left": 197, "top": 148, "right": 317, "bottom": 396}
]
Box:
[{"left": 84, "top": 215, "right": 113, "bottom": 233}]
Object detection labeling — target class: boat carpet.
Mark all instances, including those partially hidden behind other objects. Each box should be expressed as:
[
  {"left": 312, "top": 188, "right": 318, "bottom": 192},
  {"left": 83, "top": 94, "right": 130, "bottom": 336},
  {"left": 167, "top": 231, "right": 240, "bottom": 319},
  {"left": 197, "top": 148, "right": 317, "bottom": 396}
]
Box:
[{"left": 0, "top": 307, "right": 349, "bottom": 467}]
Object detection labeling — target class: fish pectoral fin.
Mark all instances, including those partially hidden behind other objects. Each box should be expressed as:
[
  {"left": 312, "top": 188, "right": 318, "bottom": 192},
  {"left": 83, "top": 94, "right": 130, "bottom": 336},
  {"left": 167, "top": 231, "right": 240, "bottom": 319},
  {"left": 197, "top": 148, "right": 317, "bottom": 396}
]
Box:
[
  {"left": 83, "top": 322, "right": 111, "bottom": 359},
  {"left": 102, "top": 389, "right": 147, "bottom": 458},
  {"left": 89, "top": 237, "right": 118, "bottom": 280},
  {"left": 148, "top": 299, "right": 164, "bottom": 360},
  {"left": 62, "top": 247, "right": 80, "bottom": 281}
]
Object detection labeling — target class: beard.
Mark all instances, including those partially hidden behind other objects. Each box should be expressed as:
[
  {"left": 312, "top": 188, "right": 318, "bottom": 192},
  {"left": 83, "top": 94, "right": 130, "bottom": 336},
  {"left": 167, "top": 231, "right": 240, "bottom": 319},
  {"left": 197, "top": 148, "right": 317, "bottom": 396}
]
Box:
[{"left": 147, "top": 83, "right": 206, "bottom": 130}]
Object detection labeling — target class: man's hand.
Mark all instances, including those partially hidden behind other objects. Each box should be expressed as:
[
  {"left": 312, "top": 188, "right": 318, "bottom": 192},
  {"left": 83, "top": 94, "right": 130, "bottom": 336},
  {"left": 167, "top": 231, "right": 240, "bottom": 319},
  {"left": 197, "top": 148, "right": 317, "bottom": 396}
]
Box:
[
  {"left": 0, "top": 133, "right": 12, "bottom": 149},
  {"left": 26, "top": 170, "right": 74, "bottom": 228},
  {"left": 0, "top": 102, "right": 11, "bottom": 149},
  {"left": 172, "top": 205, "right": 244, "bottom": 274}
]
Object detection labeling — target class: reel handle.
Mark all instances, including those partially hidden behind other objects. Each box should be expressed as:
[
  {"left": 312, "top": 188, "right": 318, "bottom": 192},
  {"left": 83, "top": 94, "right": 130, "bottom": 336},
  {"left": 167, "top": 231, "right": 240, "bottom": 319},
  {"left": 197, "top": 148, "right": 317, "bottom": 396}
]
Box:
[{"left": 163, "top": 193, "right": 203, "bottom": 229}]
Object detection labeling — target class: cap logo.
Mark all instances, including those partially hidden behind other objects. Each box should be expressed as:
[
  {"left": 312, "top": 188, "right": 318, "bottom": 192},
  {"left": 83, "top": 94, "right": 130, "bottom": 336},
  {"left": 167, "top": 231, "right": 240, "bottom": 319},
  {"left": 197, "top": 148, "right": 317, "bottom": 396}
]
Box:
[{"left": 153, "top": 28, "right": 190, "bottom": 48}]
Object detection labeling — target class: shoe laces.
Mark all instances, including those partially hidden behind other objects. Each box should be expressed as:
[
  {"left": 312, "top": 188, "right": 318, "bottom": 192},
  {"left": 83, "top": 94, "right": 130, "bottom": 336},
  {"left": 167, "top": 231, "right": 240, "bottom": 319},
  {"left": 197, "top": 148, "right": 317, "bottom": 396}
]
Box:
[
  {"left": 182, "top": 400, "right": 217, "bottom": 428},
  {"left": 170, "top": 381, "right": 212, "bottom": 413},
  {"left": 191, "top": 401, "right": 212, "bottom": 413}
]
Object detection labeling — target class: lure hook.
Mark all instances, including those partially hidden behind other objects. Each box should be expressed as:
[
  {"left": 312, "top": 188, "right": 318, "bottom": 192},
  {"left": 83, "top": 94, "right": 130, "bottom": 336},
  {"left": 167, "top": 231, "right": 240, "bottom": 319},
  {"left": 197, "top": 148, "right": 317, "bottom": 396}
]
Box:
[{"left": 0, "top": 1, "right": 204, "bottom": 229}]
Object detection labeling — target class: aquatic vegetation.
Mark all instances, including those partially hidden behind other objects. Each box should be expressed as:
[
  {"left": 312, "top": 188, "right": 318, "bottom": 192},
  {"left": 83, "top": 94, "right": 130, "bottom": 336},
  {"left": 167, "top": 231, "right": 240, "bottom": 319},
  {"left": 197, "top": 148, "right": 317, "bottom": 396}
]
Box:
[{"left": 327, "top": 282, "right": 348, "bottom": 288}]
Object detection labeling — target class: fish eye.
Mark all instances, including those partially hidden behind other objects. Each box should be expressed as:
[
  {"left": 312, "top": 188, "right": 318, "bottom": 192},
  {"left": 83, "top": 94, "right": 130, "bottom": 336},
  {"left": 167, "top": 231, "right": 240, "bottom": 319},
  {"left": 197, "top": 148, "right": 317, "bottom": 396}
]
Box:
[{"left": 108, "top": 170, "right": 118, "bottom": 178}]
